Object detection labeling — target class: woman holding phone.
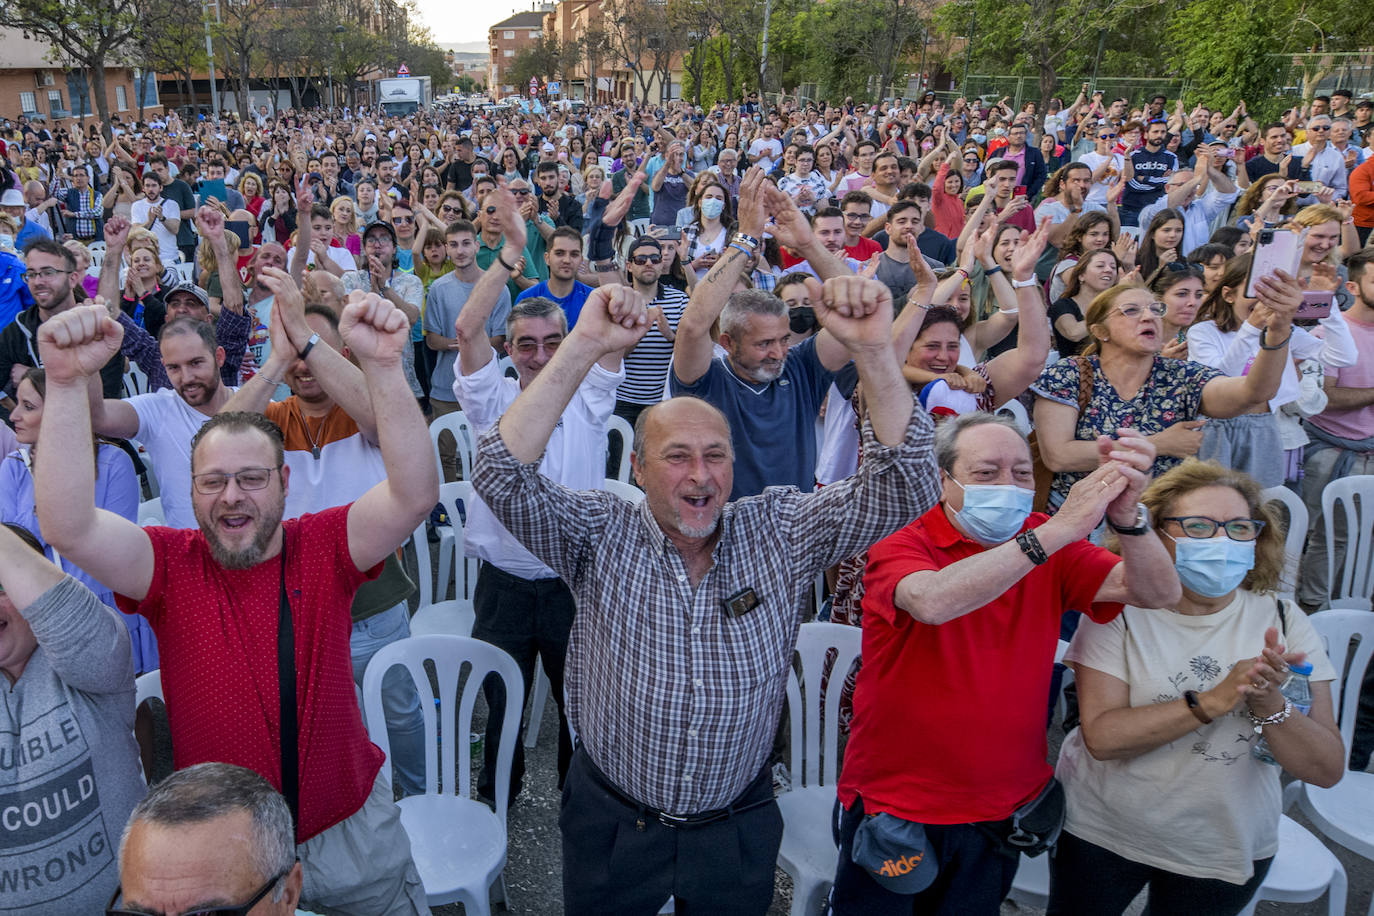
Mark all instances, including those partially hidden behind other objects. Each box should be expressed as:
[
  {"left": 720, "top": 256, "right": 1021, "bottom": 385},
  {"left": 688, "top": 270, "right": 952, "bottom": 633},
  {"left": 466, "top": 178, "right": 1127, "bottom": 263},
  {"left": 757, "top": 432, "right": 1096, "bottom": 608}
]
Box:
[{"left": 1187, "top": 252, "right": 1355, "bottom": 486}]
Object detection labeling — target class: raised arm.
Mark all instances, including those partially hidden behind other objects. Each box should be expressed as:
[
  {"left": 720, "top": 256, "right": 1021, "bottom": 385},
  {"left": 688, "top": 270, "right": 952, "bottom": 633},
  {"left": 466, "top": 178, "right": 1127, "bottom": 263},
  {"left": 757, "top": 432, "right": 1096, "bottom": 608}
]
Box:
[
  {"left": 341, "top": 293, "right": 439, "bottom": 571},
  {"left": 456, "top": 190, "right": 526, "bottom": 378},
  {"left": 497, "top": 286, "right": 650, "bottom": 463},
  {"left": 197, "top": 207, "right": 243, "bottom": 318},
  {"left": 33, "top": 306, "right": 155, "bottom": 600},
  {"left": 672, "top": 167, "right": 768, "bottom": 385},
  {"left": 1199, "top": 270, "right": 1301, "bottom": 417},
  {"left": 985, "top": 219, "right": 1053, "bottom": 407}
]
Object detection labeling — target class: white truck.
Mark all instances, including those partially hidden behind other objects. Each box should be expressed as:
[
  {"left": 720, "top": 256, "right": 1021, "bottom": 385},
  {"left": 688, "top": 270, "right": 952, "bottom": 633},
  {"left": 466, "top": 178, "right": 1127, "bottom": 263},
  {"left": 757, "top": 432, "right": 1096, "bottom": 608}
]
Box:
[{"left": 376, "top": 76, "right": 432, "bottom": 116}]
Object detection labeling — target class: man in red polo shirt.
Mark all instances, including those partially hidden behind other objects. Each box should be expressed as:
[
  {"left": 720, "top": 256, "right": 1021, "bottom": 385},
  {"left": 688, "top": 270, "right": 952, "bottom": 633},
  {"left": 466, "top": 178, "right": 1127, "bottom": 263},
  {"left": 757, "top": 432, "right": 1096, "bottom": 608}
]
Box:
[
  {"left": 31, "top": 291, "right": 438, "bottom": 915},
  {"left": 831, "top": 412, "right": 1180, "bottom": 915}
]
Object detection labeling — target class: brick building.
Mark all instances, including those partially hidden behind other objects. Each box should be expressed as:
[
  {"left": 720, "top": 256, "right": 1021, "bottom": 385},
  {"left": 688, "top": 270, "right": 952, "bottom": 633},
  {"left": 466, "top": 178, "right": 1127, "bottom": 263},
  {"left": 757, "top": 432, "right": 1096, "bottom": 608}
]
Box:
[
  {"left": 489, "top": 9, "right": 551, "bottom": 96},
  {"left": 0, "top": 27, "right": 160, "bottom": 129}
]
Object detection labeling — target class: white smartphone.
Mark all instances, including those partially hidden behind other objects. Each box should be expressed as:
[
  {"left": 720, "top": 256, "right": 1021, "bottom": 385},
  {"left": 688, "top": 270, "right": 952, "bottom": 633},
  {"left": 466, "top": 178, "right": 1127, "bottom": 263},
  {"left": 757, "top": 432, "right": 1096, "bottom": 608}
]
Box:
[{"left": 1245, "top": 227, "right": 1306, "bottom": 299}]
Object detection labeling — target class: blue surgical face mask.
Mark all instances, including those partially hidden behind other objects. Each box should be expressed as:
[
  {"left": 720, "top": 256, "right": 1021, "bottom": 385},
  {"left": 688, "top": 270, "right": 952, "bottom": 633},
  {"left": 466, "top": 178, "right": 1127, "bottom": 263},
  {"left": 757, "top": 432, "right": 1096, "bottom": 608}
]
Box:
[
  {"left": 1167, "top": 535, "right": 1254, "bottom": 598},
  {"left": 700, "top": 197, "right": 725, "bottom": 220},
  {"left": 948, "top": 476, "right": 1034, "bottom": 545}
]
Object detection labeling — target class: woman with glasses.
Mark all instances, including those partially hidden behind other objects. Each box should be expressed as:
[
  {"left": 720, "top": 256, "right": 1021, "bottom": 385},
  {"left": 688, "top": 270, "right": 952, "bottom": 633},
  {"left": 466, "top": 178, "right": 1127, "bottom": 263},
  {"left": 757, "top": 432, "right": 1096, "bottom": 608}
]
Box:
[
  {"left": 1081, "top": 124, "right": 1125, "bottom": 209},
  {"left": 1187, "top": 252, "right": 1355, "bottom": 486},
  {"left": 1033, "top": 277, "right": 1302, "bottom": 510},
  {"left": 1048, "top": 459, "right": 1343, "bottom": 916}
]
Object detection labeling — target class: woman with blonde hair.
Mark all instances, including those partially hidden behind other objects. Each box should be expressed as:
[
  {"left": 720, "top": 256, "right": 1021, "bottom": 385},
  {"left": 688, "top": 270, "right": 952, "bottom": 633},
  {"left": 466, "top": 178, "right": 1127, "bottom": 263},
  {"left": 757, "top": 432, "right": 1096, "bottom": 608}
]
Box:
[
  {"left": 1032, "top": 275, "right": 1304, "bottom": 510},
  {"left": 330, "top": 195, "right": 361, "bottom": 264},
  {"left": 1049, "top": 459, "right": 1343, "bottom": 915}
]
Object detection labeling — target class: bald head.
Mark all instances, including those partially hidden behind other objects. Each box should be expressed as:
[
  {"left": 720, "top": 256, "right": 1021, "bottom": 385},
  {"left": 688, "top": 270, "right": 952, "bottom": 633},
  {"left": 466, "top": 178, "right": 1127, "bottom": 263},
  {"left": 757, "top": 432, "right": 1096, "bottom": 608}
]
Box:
[
  {"left": 632, "top": 396, "right": 732, "bottom": 459},
  {"left": 631, "top": 397, "right": 734, "bottom": 542}
]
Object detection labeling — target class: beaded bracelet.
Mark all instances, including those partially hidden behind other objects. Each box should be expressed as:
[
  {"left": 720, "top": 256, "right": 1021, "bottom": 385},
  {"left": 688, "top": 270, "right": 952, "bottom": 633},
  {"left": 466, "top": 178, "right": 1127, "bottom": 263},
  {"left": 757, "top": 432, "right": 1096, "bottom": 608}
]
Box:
[{"left": 1247, "top": 697, "right": 1293, "bottom": 734}]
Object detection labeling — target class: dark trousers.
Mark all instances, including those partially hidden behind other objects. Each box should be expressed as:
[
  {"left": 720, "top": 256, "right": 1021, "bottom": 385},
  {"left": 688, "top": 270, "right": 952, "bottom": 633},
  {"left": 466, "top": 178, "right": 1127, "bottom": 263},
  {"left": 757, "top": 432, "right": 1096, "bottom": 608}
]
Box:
[
  {"left": 560, "top": 746, "right": 783, "bottom": 916},
  {"left": 471, "top": 562, "right": 576, "bottom": 801},
  {"left": 829, "top": 795, "right": 1019, "bottom": 916},
  {"left": 1047, "top": 831, "right": 1271, "bottom": 916}
]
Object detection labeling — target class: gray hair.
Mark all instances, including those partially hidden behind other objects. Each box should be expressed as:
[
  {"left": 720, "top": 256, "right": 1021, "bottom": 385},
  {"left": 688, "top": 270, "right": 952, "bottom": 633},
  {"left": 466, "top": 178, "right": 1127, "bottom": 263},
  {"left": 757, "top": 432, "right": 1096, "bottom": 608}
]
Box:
[
  {"left": 719, "top": 289, "right": 786, "bottom": 340},
  {"left": 506, "top": 295, "right": 568, "bottom": 338},
  {"left": 119, "top": 763, "right": 294, "bottom": 902},
  {"left": 932, "top": 411, "right": 1026, "bottom": 474}
]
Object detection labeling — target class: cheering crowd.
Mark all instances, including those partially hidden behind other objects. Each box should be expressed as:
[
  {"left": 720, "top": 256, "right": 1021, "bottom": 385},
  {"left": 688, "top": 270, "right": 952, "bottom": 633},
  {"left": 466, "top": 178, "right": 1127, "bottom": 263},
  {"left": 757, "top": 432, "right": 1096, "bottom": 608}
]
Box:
[{"left": 0, "top": 84, "right": 1372, "bottom": 915}]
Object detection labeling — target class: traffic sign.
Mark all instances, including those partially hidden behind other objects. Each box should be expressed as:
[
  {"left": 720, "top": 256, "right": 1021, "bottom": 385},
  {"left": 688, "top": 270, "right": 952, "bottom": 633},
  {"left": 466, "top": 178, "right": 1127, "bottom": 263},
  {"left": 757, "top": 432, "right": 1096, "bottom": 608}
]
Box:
[
  {"left": 548, "top": 81, "right": 560, "bottom": 95},
  {"left": 397, "top": 63, "right": 410, "bottom": 77}
]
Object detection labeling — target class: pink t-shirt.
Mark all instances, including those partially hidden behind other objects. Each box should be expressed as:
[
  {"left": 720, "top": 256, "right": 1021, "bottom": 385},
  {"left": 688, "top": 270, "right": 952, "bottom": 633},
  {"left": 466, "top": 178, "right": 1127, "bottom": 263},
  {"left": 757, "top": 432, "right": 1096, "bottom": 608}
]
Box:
[{"left": 1313, "top": 311, "right": 1374, "bottom": 440}]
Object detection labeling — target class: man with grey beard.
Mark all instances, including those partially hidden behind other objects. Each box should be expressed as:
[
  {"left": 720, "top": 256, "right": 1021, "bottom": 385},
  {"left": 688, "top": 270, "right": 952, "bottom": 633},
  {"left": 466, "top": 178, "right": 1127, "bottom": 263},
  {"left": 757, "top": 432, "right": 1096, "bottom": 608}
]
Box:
[
  {"left": 670, "top": 168, "right": 853, "bottom": 498},
  {"left": 30, "top": 287, "right": 438, "bottom": 914}
]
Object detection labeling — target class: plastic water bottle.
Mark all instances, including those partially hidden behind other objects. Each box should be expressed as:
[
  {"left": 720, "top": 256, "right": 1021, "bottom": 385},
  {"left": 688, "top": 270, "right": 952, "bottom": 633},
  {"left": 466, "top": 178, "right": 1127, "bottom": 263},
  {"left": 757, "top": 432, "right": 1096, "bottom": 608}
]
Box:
[{"left": 1252, "top": 661, "right": 1314, "bottom": 765}]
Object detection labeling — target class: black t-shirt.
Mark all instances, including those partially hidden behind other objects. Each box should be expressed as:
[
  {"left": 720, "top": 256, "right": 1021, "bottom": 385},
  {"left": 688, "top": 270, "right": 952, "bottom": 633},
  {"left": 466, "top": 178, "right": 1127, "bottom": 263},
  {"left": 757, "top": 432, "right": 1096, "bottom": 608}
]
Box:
[
  {"left": 1048, "top": 296, "right": 1087, "bottom": 357},
  {"left": 1122, "top": 146, "right": 1178, "bottom": 213},
  {"left": 161, "top": 178, "right": 197, "bottom": 245},
  {"left": 441, "top": 156, "right": 492, "bottom": 191},
  {"left": 1245, "top": 155, "right": 1300, "bottom": 183}
]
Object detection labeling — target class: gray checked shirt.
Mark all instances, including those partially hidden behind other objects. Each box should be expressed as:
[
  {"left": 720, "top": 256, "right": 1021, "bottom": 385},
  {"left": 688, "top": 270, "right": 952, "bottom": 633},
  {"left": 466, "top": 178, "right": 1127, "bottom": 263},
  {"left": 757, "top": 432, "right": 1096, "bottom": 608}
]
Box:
[{"left": 471, "top": 405, "right": 939, "bottom": 813}]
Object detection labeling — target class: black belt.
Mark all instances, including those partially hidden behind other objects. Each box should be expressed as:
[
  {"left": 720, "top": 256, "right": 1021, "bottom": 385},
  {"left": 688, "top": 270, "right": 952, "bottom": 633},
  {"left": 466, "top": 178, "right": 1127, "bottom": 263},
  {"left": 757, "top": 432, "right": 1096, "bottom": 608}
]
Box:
[{"left": 577, "top": 746, "right": 775, "bottom": 829}]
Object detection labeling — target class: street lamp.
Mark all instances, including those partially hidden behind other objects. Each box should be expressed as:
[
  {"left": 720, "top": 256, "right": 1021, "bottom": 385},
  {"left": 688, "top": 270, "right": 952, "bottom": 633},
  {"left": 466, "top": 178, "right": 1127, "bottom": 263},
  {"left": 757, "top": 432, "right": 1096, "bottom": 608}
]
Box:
[{"left": 202, "top": 0, "right": 221, "bottom": 119}]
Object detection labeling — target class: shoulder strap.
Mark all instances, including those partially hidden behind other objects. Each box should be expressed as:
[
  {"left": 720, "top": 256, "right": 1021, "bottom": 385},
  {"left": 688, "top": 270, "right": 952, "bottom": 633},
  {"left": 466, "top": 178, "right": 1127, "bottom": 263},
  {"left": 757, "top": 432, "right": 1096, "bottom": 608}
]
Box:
[{"left": 278, "top": 542, "right": 299, "bottom": 833}]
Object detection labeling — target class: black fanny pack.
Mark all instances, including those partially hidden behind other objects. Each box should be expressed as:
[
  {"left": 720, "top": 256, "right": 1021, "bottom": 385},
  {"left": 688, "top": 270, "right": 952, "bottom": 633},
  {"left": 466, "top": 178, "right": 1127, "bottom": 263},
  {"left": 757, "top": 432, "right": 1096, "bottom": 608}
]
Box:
[{"left": 979, "top": 777, "right": 1065, "bottom": 859}]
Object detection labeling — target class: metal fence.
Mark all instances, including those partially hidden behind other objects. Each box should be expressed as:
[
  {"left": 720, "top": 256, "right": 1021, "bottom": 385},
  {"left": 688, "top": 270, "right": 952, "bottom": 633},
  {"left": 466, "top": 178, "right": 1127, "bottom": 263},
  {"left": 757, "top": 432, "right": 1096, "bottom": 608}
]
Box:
[{"left": 1267, "top": 51, "right": 1374, "bottom": 102}]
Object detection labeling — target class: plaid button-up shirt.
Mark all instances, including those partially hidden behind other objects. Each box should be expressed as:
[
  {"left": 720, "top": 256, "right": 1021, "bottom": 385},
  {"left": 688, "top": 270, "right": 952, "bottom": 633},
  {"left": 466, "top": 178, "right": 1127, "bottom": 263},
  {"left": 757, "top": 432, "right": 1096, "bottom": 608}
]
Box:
[{"left": 472, "top": 406, "right": 939, "bottom": 812}]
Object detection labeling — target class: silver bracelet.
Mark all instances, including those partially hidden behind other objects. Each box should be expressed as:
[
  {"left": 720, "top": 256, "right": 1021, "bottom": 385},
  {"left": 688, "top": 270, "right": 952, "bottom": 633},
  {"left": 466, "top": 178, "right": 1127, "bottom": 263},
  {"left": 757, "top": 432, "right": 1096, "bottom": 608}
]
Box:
[{"left": 1247, "top": 697, "right": 1293, "bottom": 734}]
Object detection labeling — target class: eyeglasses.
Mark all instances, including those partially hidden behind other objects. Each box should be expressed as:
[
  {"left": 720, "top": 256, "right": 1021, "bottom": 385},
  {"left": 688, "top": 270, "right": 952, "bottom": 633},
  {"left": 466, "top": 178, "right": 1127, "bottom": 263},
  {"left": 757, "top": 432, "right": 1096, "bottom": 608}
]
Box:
[
  {"left": 106, "top": 866, "right": 292, "bottom": 916},
  {"left": 484, "top": 206, "right": 497, "bottom": 215},
  {"left": 440, "top": 205, "right": 463, "bottom": 214},
  {"left": 1098, "top": 133, "right": 1118, "bottom": 139},
  {"left": 513, "top": 337, "right": 563, "bottom": 356},
  {"left": 631, "top": 254, "right": 663, "bottom": 265},
  {"left": 510, "top": 188, "right": 532, "bottom": 196},
  {"left": 1308, "top": 124, "right": 1330, "bottom": 131},
  {"left": 1163, "top": 516, "right": 1267, "bottom": 541},
  {"left": 962, "top": 157, "right": 980, "bottom": 163},
  {"left": 1114, "top": 301, "right": 1167, "bottom": 319},
  {"left": 191, "top": 466, "right": 280, "bottom": 495},
  {"left": 391, "top": 215, "right": 414, "bottom": 223},
  {"left": 26, "top": 268, "right": 71, "bottom": 280}
]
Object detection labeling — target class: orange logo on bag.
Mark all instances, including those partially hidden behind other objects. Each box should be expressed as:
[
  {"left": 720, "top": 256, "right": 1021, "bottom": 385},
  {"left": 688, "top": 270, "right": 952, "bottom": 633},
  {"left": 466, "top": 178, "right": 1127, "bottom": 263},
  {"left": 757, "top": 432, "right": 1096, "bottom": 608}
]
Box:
[{"left": 876, "top": 852, "right": 924, "bottom": 877}]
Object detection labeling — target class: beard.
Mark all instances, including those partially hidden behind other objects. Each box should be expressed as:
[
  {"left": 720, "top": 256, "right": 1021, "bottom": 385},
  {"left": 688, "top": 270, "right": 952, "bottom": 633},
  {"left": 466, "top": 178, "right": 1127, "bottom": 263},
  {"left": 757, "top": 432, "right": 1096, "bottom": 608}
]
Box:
[
  {"left": 674, "top": 514, "right": 721, "bottom": 539},
  {"left": 199, "top": 501, "right": 284, "bottom": 570}
]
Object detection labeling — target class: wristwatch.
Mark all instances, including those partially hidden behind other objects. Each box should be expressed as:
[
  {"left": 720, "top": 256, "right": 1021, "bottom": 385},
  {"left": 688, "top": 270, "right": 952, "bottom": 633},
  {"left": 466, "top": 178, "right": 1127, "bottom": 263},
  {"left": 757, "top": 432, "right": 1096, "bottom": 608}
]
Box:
[{"left": 1107, "top": 502, "right": 1151, "bottom": 536}]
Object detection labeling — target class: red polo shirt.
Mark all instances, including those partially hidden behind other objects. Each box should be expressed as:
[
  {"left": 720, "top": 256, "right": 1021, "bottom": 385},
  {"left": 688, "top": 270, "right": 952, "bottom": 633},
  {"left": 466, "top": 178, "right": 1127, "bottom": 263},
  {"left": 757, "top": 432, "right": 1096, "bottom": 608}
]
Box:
[
  {"left": 119, "top": 505, "right": 384, "bottom": 842},
  {"left": 837, "top": 504, "right": 1122, "bottom": 824}
]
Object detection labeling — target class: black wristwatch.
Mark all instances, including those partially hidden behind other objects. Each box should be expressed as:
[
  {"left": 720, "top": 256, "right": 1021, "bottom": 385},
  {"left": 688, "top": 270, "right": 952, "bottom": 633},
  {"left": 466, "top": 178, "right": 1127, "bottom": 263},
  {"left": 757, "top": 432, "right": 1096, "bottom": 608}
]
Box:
[{"left": 1107, "top": 503, "right": 1151, "bottom": 536}]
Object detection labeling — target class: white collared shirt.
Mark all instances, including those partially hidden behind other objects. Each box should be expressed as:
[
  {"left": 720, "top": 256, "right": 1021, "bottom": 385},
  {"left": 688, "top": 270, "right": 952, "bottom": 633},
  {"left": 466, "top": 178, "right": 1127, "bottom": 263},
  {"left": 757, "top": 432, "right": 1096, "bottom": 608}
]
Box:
[{"left": 453, "top": 350, "right": 624, "bottom": 579}]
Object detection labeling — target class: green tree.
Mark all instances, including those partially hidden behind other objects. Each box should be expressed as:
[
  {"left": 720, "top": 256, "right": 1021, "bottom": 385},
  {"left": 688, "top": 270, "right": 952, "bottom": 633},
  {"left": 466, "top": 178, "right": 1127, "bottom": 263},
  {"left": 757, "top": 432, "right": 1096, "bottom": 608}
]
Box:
[{"left": 0, "top": 0, "right": 144, "bottom": 136}]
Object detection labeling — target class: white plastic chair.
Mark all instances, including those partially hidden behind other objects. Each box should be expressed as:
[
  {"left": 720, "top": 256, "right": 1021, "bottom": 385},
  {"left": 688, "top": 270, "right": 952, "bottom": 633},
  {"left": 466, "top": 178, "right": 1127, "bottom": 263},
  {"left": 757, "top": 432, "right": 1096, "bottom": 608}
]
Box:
[
  {"left": 1238, "top": 815, "right": 1348, "bottom": 916},
  {"left": 428, "top": 410, "right": 476, "bottom": 483},
  {"left": 995, "top": 398, "right": 1032, "bottom": 435},
  {"left": 1292, "top": 608, "right": 1374, "bottom": 913},
  {"left": 776, "top": 622, "right": 862, "bottom": 916},
  {"left": 87, "top": 241, "right": 105, "bottom": 268},
  {"left": 1007, "top": 651, "right": 1073, "bottom": 909},
  {"left": 497, "top": 355, "right": 518, "bottom": 380},
  {"left": 122, "top": 363, "right": 149, "bottom": 398},
  {"left": 362, "top": 635, "right": 522, "bottom": 914},
  {"left": 408, "top": 481, "right": 476, "bottom": 638},
  {"left": 173, "top": 262, "right": 194, "bottom": 283},
  {"left": 606, "top": 414, "right": 633, "bottom": 483},
  {"left": 1260, "top": 485, "right": 1308, "bottom": 602},
  {"left": 138, "top": 497, "right": 164, "bottom": 527},
  {"left": 135, "top": 669, "right": 163, "bottom": 708},
  {"left": 130, "top": 438, "right": 159, "bottom": 498},
  {"left": 1321, "top": 475, "right": 1374, "bottom": 610},
  {"left": 603, "top": 477, "right": 644, "bottom": 502}
]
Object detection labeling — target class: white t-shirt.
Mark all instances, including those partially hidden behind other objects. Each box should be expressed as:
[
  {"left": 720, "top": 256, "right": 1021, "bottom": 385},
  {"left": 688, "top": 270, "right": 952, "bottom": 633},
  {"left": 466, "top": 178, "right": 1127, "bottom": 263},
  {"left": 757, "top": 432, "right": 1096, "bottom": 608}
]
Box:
[
  {"left": 748, "top": 137, "right": 783, "bottom": 172},
  {"left": 452, "top": 351, "right": 623, "bottom": 579},
  {"left": 1078, "top": 151, "right": 1124, "bottom": 206},
  {"left": 1058, "top": 590, "right": 1335, "bottom": 883},
  {"left": 286, "top": 245, "right": 357, "bottom": 275},
  {"left": 814, "top": 382, "right": 858, "bottom": 485},
  {"left": 129, "top": 386, "right": 237, "bottom": 529},
  {"left": 129, "top": 196, "right": 180, "bottom": 265}
]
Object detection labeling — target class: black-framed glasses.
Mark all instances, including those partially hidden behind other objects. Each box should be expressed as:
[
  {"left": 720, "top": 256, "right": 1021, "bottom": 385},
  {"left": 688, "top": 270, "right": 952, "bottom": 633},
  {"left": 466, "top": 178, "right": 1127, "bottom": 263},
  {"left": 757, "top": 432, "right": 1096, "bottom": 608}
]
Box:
[
  {"left": 1163, "top": 516, "right": 1267, "bottom": 541},
  {"left": 106, "top": 866, "right": 292, "bottom": 916},
  {"left": 510, "top": 188, "right": 532, "bottom": 196},
  {"left": 1115, "top": 301, "right": 1167, "bottom": 319},
  {"left": 1308, "top": 124, "right": 1331, "bottom": 131},
  {"left": 484, "top": 206, "right": 497, "bottom": 214},
  {"left": 1098, "top": 133, "right": 1118, "bottom": 139},
  {"left": 27, "top": 267, "right": 71, "bottom": 280},
  {"left": 191, "top": 466, "right": 280, "bottom": 495},
  {"left": 440, "top": 204, "right": 463, "bottom": 214},
  {"left": 631, "top": 254, "right": 663, "bottom": 265}
]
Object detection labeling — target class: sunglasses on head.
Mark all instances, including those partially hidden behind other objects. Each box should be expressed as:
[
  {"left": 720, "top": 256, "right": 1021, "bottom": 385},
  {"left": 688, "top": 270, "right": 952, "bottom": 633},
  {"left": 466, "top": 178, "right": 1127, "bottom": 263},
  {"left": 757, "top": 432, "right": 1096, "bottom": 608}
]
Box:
[{"left": 1164, "top": 260, "right": 1205, "bottom": 273}]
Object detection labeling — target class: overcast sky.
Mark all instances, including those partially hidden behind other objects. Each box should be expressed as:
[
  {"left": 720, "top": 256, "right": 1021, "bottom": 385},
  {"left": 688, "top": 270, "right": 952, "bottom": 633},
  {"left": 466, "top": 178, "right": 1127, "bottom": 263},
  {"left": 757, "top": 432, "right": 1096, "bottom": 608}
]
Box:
[{"left": 416, "top": 0, "right": 529, "bottom": 45}]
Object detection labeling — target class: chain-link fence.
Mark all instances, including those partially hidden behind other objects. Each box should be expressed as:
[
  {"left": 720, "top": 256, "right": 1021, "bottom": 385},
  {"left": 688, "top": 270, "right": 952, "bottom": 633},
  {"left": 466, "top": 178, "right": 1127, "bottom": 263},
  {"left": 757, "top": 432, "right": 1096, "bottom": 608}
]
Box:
[
  {"left": 861, "top": 74, "right": 1190, "bottom": 111},
  {"left": 1268, "top": 51, "right": 1374, "bottom": 104}
]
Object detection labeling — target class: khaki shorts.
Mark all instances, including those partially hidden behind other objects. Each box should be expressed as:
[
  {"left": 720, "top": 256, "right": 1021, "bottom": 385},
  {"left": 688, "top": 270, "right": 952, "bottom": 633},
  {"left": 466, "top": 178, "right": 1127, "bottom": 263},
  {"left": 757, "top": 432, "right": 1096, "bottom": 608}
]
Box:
[{"left": 296, "top": 769, "right": 430, "bottom": 915}]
